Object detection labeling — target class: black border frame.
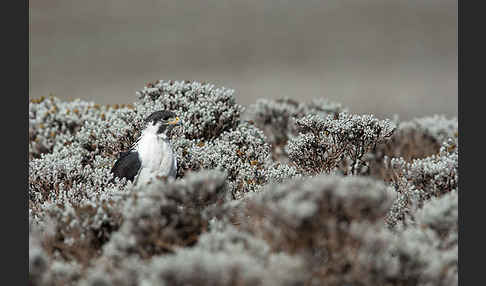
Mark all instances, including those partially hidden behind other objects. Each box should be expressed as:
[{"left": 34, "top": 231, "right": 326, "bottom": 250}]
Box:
[
  {"left": 5, "top": 0, "right": 28, "bottom": 284},
  {"left": 458, "top": 0, "right": 480, "bottom": 285}
]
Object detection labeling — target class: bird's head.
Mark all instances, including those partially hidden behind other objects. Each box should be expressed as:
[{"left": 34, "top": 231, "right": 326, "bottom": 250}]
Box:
[{"left": 144, "top": 110, "right": 181, "bottom": 136}]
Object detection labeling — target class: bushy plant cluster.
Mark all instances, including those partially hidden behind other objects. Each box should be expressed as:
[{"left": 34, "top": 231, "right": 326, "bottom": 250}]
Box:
[
  {"left": 385, "top": 136, "right": 458, "bottom": 227},
  {"left": 135, "top": 80, "right": 243, "bottom": 140},
  {"left": 103, "top": 170, "right": 230, "bottom": 260},
  {"left": 29, "top": 96, "right": 139, "bottom": 160},
  {"left": 246, "top": 97, "right": 346, "bottom": 159},
  {"left": 367, "top": 114, "right": 458, "bottom": 180},
  {"left": 172, "top": 122, "right": 272, "bottom": 198},
  {"left": 29, "top": 98, "right": 138, "bottom": 264},
  {"left": 359, "top": 190, "right": 458, "bottom": 286},
  {"left": 287, "top": 112, "right": 395, "bottom": 175},
  {"left": 240, "top": 175, "right": 398, "bottom": 285},
  {"left": 76, "top": 222, "right": 305, "bottom": 286},
  {"left": 397, "top": 115, "right": 458, "bottom": 149},
  {"left": 29, "top": 81, "right": 458, "bottom": 286}
]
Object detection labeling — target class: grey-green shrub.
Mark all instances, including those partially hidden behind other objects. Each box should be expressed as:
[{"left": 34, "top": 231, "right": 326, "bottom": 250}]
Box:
[
  {"left": 29, "top": 81, "right": 458, "bottom": 286},
  {"left": 385, "top": 137, "right": 458, "bottom": 227},
  {"left": 287, "top": 112, "right": 395, "bottom": 175},
  {"left": 246, "top": 97, "right": 346, "bottom": 160}
]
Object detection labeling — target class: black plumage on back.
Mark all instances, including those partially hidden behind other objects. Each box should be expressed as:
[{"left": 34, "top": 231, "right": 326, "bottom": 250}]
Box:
[{"left": 111, "top": 151, "right": 142, "bottom": 182}]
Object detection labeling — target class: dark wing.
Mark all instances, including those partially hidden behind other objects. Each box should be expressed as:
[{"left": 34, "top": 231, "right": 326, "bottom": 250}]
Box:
[{"left": 111, "top": 151, "right": 142, "bottom": 182}]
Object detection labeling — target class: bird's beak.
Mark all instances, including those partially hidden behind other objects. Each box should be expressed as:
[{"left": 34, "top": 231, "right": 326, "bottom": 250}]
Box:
[{"left": 167, "top": 117, "right": 181, "bottom": 125}]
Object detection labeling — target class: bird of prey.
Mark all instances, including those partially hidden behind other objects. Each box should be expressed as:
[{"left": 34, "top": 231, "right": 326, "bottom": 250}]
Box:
[{"left": 111, "top": 110, "right": 181, "bottom": 185}]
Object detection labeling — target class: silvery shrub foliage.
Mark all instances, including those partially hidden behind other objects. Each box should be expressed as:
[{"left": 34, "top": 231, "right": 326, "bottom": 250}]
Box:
[
  {"left": 287, "top": 112, "right": 396, "bottom": 175},
  {"left": 29, "top": 81, "right": 458, "bottom": 285},
  {"left": 246, "top": 97, "right": 346, "bottom": 159},
  {"left": 385, "top": 136, "right": 458, "bottom": 228}
]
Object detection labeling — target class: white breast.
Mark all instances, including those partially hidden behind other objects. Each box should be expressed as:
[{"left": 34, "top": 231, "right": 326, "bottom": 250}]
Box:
[{"left": 133, "top": 124, "right": 176, "bottom": 185}]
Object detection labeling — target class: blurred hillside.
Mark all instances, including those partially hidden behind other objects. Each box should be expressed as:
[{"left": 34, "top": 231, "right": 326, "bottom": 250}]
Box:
[{"left": 29, "top": 0, "right": 457, "bottom": 120}]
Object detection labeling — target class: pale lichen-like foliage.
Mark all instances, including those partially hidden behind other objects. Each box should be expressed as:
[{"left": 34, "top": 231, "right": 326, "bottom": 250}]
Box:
[
  {"left": 385, "top": 136, "right": 458, "bottom": 227},
  {"left": 358, "top": 191, "right": 458, "bottom": 286},
  {"left": 287, "top": 112, "right": 395, "bottom": 175},
  {"left": 28, "top": 81, "right": 458, "bottom": 286},
  {"left": 246, "top": 97, "right": 346, "bottom": 160},
  {"left": 398, "top": 114, "right": 458, "bottom": 145}
]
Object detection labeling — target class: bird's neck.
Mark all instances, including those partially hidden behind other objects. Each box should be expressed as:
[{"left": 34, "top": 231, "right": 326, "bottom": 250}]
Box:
[
  {"left": 138, "top": 124, "right": 168, "bottom": 141},
  {"left": 135, "top": 129, "right": 171, "bottom": 163},
  {"left": 133, "top": 124, "right": 167, "bottom": 149}
]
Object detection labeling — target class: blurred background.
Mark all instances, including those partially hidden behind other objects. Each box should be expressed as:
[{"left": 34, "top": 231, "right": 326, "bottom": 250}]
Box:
[{"left": 29, "top": 0, "right": 457, "bottom": 120}]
